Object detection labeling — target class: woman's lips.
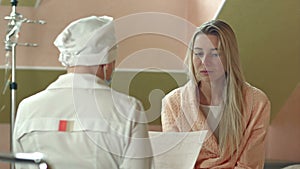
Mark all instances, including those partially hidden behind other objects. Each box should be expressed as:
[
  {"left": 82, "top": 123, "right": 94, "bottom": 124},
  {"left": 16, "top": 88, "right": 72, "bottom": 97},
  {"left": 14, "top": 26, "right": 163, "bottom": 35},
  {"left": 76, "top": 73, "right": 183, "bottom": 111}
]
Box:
[{"left": 200, "top": 70, "right": 213, "bottom": 74}]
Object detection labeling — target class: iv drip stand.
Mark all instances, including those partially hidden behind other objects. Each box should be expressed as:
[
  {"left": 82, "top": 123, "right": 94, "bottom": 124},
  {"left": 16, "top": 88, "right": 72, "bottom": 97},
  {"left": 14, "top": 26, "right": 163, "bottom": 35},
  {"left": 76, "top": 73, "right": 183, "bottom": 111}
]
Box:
[{"left": 3, "top": 1, "right": 46, "bottom": 168}]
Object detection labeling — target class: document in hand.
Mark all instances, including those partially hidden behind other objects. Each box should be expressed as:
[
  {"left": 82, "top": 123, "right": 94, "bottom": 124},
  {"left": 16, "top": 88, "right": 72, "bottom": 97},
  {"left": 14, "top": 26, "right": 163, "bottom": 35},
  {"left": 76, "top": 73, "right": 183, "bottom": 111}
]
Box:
[{"left": 149, "top": 130, "right": 208, "bottom": 169}]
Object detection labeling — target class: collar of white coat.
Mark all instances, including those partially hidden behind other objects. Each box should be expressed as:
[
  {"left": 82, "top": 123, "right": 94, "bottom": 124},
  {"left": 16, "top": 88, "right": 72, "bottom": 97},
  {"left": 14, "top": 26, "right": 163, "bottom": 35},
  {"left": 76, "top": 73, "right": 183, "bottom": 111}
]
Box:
[{"left": 47, "top": 73, "right": 110, "bottom": 90}]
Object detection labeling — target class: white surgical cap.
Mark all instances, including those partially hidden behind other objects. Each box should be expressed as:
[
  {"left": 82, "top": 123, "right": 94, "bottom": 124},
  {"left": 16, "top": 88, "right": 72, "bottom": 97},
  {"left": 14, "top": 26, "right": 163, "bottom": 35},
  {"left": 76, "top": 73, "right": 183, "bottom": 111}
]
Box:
[{"left": 54, "top": 15, "right": 117, "bottom": 67}]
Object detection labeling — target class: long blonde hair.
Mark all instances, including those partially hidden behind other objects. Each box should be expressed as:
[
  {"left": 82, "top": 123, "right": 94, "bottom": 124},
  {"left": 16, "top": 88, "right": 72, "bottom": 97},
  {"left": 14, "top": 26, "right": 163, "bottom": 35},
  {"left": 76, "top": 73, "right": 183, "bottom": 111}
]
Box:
[{"left": 185, "top": 20, "right": 245, "bottom": 155}]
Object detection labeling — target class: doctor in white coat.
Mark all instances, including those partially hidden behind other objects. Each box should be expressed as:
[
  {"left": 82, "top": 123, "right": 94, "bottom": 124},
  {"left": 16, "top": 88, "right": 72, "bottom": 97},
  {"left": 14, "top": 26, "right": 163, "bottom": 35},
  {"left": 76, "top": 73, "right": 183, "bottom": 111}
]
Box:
[{"left": 13, "top": 16, "right": 153, "bottom": 169}]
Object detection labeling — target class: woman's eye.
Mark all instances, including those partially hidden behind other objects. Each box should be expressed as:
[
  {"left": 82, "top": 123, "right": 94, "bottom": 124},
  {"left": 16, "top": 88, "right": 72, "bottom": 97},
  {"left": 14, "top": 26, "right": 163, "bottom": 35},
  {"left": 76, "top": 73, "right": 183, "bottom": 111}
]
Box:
[
  {"left": 211, "top": 53, "right": 220, "bottom": 57},
  {"left": 194, "top": 52, "right": 204, "bottom": 57}
]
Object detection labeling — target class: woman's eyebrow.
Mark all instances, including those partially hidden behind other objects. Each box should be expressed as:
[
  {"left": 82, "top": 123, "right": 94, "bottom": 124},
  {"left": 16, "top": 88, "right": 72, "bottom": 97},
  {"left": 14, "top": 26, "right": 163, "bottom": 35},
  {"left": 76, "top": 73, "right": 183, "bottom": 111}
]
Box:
[
  {"left": 194, "top": 47, "right": 219, "bottom": 51},
  {"left": 194, "top": 47, "right": 203, "bottom": 50}
]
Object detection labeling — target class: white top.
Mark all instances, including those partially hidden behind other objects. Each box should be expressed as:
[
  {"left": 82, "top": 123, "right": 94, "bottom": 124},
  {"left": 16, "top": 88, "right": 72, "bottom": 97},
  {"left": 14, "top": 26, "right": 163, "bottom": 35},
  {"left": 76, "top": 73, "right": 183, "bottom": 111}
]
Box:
[
  {"left": 13, "top": 73, "right": 152, "bottom": 169},
  {"left": 200, "top": 104, "right": 222, "bottom": 119}
]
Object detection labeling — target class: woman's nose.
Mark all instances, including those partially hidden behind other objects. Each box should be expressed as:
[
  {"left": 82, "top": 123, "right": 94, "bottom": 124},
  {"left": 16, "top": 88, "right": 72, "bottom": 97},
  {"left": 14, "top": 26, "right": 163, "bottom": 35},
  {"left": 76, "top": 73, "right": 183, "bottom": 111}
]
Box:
[{"left": 201, "top": 54, "right": 211, "bottom": 65}]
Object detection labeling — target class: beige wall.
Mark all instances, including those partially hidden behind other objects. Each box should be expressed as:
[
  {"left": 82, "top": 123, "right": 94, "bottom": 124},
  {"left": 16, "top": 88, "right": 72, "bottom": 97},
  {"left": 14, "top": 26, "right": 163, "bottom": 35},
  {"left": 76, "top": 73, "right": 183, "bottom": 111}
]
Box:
[
  {"left": 187, "top": 0, "right": 225, "bottom": 26},
  {"left": 0, "top": 0, "right": 222, "bottom": 69},
  {"left": 0, "top": 0, "right": 185, "bottom": 67}
]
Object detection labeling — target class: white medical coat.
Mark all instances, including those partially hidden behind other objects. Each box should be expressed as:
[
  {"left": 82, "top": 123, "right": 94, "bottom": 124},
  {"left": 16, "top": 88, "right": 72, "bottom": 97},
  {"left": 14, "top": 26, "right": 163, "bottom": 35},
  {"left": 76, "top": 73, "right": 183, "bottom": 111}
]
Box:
[{"left": 13, "top": 73, "right": 153, "bottom": 169}]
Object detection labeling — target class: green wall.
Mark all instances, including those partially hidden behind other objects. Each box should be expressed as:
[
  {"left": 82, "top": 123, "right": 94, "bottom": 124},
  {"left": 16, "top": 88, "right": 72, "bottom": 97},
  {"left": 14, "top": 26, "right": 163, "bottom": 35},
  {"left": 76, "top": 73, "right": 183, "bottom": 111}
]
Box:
[
  {"left": 217, "top": 0, "right": 300, "bottom": 120},
  {"left": 111, "top": 70, "right": 188, "bottom": 125},
  {"left": 128, "top": 71, "right": 186, "bottom": 125},
  {"left": 0, "top": 69, "right": 65, "bottom": 123},
  {"left": 0, "top": 69, "right": 188, "bottom": 125}
]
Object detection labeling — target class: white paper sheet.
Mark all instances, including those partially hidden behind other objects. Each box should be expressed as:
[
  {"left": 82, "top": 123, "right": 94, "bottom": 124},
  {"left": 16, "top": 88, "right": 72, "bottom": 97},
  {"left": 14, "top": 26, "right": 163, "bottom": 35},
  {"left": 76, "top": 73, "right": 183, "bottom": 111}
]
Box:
[{"left": 149, "top": 130, "right": 208, "bottom": 169}]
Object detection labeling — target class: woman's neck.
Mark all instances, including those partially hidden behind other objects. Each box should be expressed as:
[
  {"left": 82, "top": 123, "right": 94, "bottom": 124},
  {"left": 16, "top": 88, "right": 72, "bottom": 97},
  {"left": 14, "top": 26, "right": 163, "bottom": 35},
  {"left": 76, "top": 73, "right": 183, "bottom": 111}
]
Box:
[{"left": 198, "top": 77, "right": 226, "bottom": 105}]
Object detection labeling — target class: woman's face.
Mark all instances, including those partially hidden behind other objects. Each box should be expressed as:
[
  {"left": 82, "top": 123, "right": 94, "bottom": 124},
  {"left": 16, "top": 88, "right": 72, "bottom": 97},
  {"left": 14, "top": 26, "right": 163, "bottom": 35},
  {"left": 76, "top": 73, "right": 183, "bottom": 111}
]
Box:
[{"left": 193, "top": 34, "right": 227, "bottom": 83}]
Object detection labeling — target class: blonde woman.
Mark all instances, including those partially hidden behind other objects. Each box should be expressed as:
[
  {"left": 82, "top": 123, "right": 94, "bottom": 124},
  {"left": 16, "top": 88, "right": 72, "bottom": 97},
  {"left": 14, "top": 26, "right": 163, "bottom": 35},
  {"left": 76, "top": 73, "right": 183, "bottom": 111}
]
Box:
[{"left": 161, "top": 20, "right": 270, "bottom": 168}]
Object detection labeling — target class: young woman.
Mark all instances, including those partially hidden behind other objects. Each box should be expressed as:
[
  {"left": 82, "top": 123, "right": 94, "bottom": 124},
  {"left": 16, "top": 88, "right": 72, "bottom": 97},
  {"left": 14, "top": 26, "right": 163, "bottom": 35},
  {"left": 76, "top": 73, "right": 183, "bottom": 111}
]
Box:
[{"left": 161, "top": 20, "right": 270, "bottom": 169}]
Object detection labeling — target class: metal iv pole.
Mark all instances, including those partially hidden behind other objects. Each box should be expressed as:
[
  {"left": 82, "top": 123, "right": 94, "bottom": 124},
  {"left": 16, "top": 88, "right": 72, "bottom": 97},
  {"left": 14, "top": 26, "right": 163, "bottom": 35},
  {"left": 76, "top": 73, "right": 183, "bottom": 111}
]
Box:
[{"left": 3, "top": 1, "right": 46, "bottom": 168}]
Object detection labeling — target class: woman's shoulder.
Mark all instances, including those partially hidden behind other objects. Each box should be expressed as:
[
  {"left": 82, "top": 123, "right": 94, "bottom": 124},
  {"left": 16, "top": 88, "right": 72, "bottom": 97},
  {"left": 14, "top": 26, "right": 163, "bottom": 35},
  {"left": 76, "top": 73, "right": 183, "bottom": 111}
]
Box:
[
  {"left": 163, "top": 85, "right": 186, "bottom": 102},
  {"left": 242, "top": 82, "right": 271, "bottom": 128},
  {"left": 243, "top": 82, "right": 269, "bottom": 102},
  {"left": 165, "top": 87, "right": 182, "bottom": 97}
]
